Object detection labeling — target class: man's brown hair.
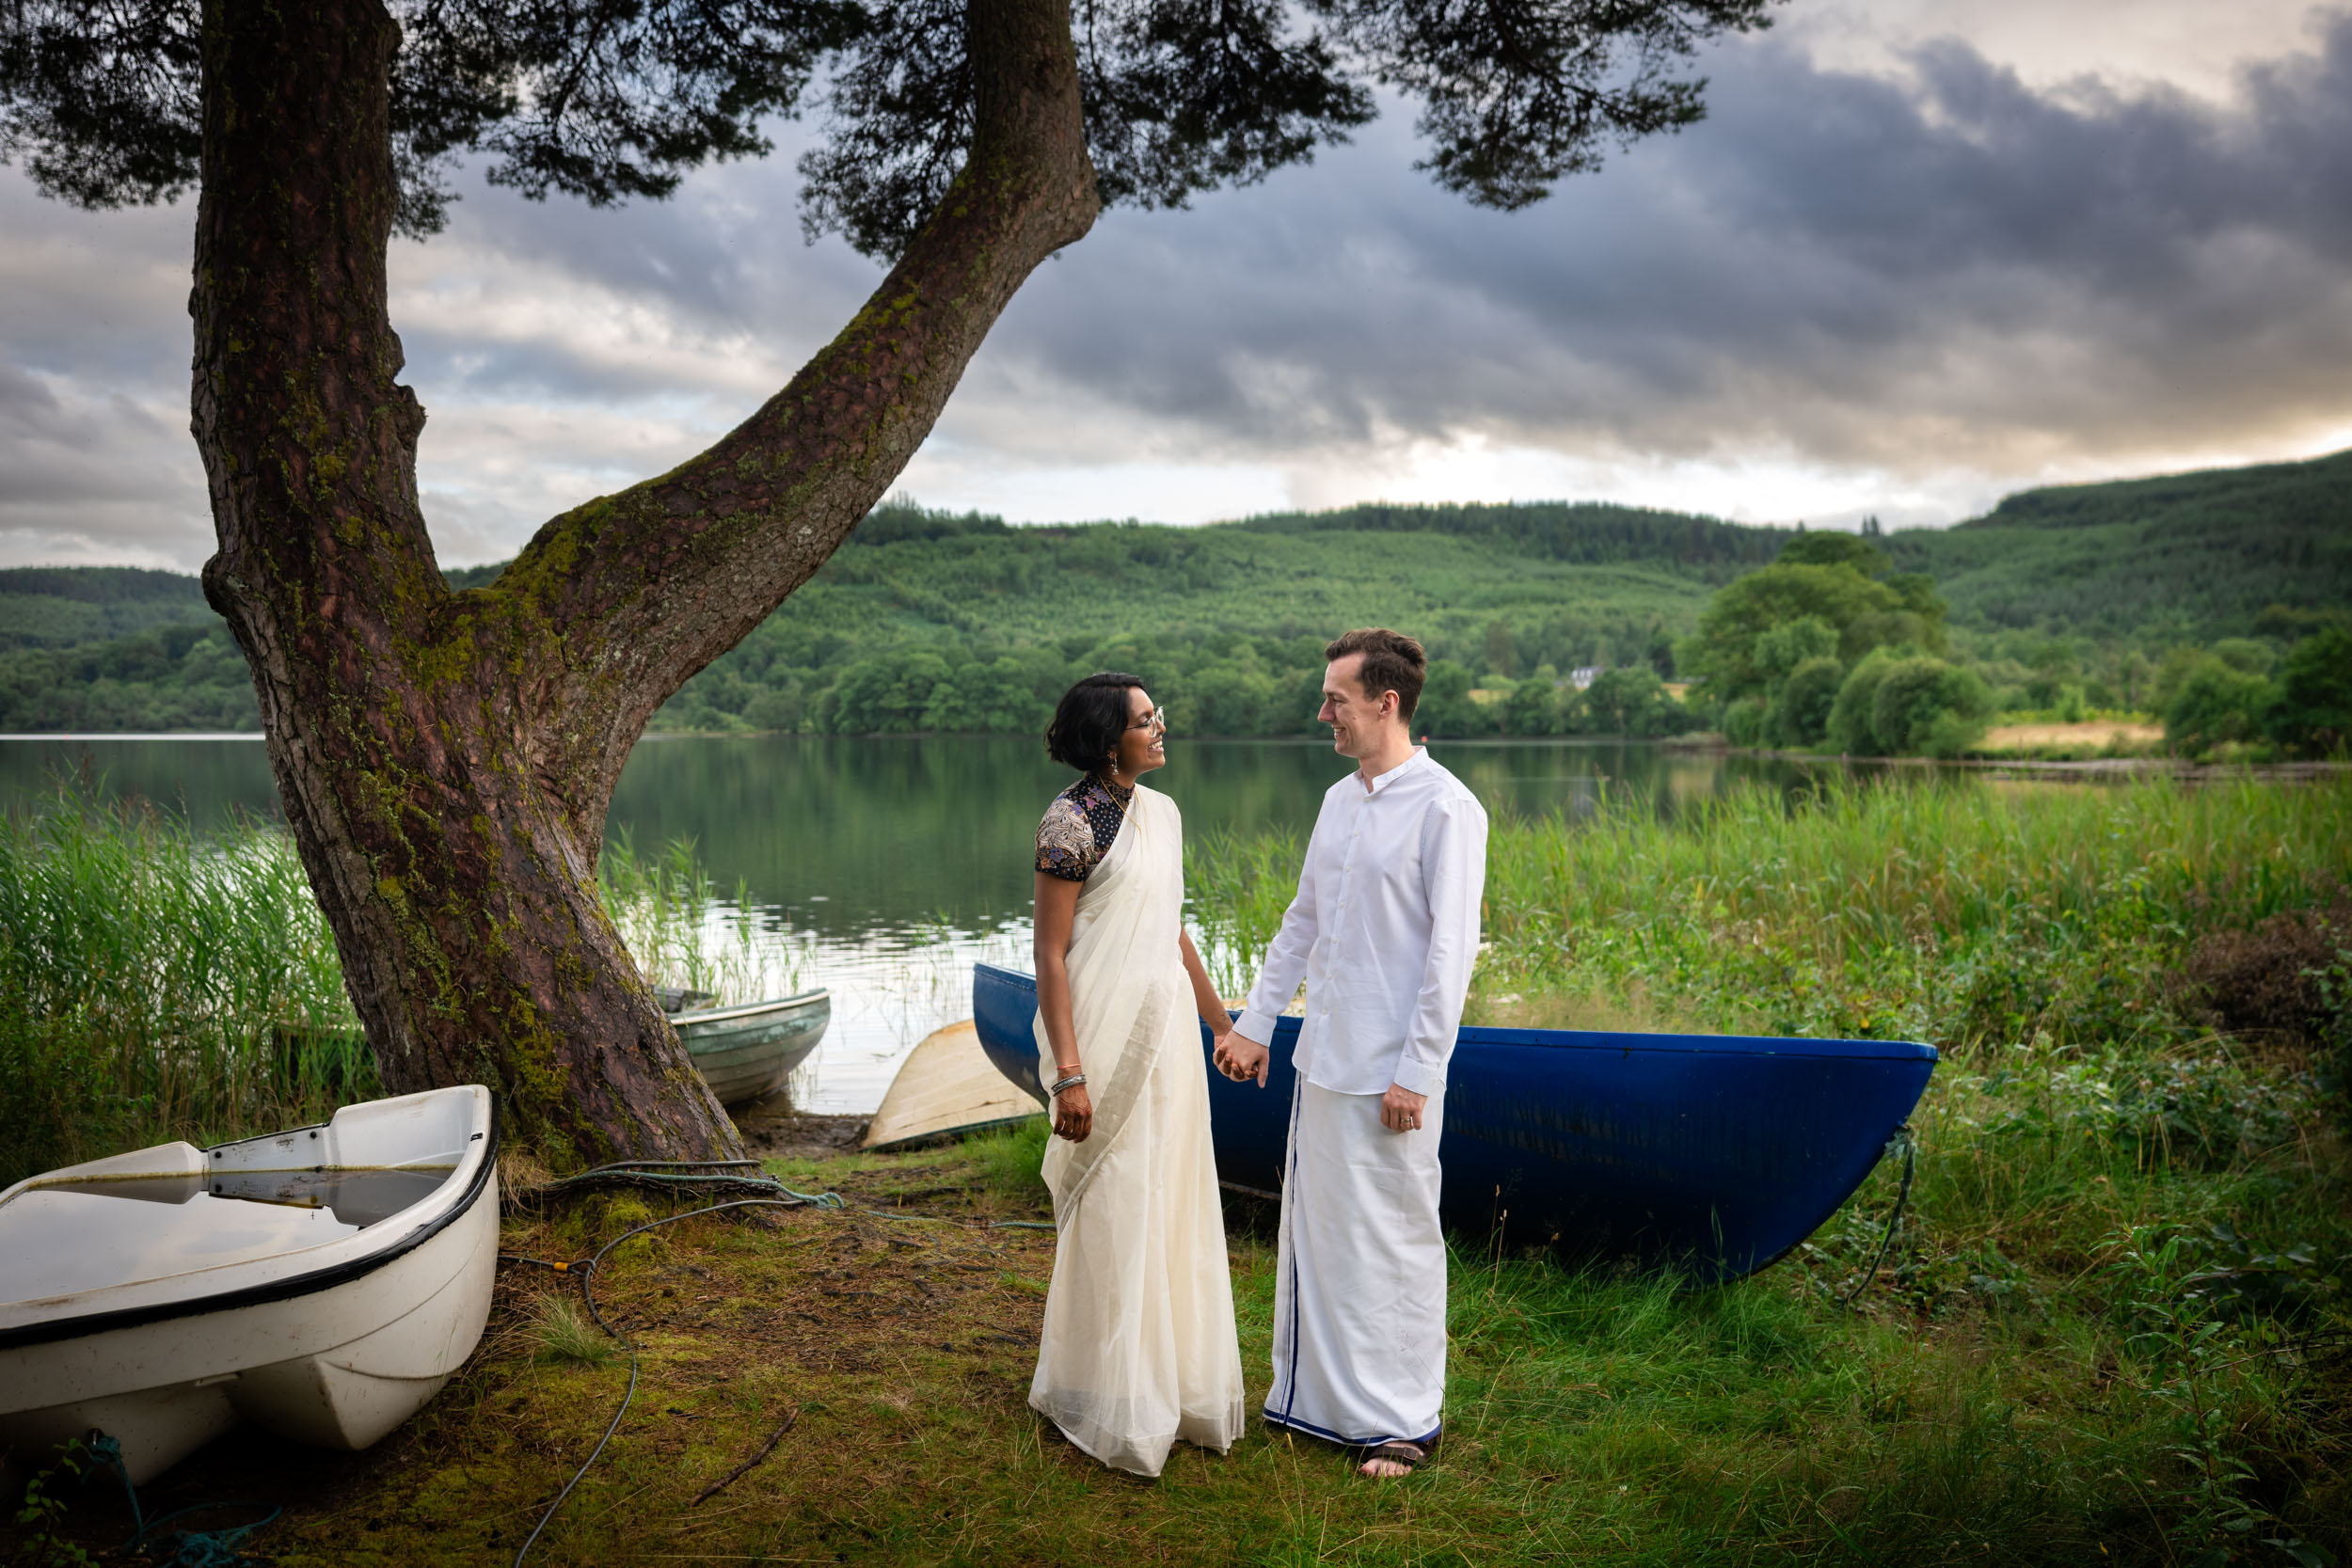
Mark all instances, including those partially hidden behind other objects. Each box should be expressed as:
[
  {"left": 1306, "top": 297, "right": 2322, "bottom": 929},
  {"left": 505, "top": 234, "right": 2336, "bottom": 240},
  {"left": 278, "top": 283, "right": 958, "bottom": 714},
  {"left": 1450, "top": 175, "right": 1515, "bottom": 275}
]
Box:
[{"left": 1326, "top": 627, "right": 1427, "bottom": 723}]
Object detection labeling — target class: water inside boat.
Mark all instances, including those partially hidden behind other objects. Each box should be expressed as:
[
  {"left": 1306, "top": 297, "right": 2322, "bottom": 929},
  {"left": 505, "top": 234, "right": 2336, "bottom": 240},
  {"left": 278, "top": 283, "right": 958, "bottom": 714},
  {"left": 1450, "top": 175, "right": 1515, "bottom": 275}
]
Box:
[{"left": 0, "top": 1166, "right": 453, "bottom": 1305}]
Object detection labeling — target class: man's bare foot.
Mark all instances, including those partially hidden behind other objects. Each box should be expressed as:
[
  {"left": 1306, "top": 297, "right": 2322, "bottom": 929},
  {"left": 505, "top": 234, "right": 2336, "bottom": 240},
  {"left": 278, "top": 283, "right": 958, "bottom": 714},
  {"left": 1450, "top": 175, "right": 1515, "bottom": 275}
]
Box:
[{"left": 1357, "top": 1440, "right": 1425, "bottom": 1478}]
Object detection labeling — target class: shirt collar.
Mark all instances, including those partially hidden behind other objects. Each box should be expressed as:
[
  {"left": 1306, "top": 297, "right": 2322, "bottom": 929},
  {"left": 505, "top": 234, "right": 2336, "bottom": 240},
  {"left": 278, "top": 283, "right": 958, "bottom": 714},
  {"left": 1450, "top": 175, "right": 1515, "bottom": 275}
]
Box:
[{"left": 1358, "top": 746, "right": 1428, "bottom": 796}]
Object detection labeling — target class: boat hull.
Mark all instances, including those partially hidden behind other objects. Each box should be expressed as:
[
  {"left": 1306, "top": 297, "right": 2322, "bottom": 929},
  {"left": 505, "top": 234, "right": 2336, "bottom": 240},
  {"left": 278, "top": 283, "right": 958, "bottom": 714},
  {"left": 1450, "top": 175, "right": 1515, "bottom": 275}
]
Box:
[
  {"left": 0, "top": 1190, "right": 497, "bottom": 1482},
  {"left": 675, "top": 990, "right": 831, "bottom": 1106},
  {"left": 0, "top": 1085, "right": 499, "bottom": 1484},
  {"left": 973, "top": 964, "right": 1934, "bottom": 1282},
  {"left": 862, "top": 1021, "right": 1042, "bottom": 1153}
]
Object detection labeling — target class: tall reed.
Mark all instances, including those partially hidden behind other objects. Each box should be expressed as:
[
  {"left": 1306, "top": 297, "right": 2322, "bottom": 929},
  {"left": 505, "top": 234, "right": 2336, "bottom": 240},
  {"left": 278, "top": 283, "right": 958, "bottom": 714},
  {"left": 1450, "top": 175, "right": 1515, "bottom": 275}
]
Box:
[
  {"left": 1485, "top": 771, "right": 2349, "bottom": 1050},
  {"left": 1184, "top": 824, "right": 1304, "bottom": 997},
  {"left": 596, "top": 829, "right": 799, "bottom": 1005},
  {"left": 1193, "top": 772, "right": 2352, "bottom": 1053},
  {"left": 1, "top": 794, "right": 790, "bottom": 1187},
  {"left": 0, "top": 788, "right": 364, "bottom": 1184}
]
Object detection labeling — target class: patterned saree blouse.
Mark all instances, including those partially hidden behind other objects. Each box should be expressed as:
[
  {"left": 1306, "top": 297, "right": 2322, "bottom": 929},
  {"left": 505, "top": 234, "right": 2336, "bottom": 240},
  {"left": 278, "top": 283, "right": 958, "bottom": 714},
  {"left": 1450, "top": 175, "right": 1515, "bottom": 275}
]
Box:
[{"left": 1035, "top": 774, "right": 1136, "bottom": 882}]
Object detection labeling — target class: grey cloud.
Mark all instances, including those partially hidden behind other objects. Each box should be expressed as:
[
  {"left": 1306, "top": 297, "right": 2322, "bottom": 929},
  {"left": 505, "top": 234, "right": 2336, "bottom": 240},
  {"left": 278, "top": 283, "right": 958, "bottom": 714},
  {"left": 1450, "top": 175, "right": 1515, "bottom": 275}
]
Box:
[
  {"left": 959, "top": 11, "right": 2352, "bottom": 473},
  {"left": 386, "top": 152, "right": 881, "bottom": 407},
  {"left": 6, "top": 5, "right": 2351, "bottom": 571}
]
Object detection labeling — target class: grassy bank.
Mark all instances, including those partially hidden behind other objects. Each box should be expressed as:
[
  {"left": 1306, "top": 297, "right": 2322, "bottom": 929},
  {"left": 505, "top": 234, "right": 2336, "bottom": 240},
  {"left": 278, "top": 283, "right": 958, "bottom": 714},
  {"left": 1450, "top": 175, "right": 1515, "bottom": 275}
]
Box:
[
  {"left": 1970, "top": 719, "right": 2166, "bottom": 761},
  {"left": 11, "top": 1120, "right": 2339, "bottom": 1567},
  {"left": 0, "top": 790, "right": 763, "bottom": 1187},
  {"left": 1197, "top": 772, "right": 2352, "bottom": 1560},
  {"left": 6, "top": 774, "right": 2347, "bottom": 1565}
]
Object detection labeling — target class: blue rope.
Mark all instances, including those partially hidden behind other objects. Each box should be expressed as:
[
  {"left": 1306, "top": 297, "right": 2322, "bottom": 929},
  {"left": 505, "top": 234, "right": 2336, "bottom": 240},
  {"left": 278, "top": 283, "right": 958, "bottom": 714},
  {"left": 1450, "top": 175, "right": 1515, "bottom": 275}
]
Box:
[{"left": 87, "top": 1433, "right": 282, "bottom": 1567}]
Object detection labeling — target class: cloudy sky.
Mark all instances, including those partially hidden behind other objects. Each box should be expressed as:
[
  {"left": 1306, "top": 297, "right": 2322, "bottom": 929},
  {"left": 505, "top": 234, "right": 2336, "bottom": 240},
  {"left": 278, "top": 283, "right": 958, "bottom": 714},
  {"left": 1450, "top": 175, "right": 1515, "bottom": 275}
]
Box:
[{"left": 3, "top": 0, "right": 2348, "bottom": 571}]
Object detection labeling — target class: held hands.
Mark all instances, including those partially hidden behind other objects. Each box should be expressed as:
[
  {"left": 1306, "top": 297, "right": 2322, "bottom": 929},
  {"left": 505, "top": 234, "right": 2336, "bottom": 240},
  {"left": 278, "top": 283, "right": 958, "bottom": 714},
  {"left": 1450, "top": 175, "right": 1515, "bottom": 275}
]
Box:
[
  {"left": 1213, "top": 1029, "right": 1269, "bottom": 1086},
  {"left": 1379, "top": 1084, "right": 1427, "bottom": 1134},
  {"left": 1053, "top": 1082, "right": 1093, "bottom": 1142}
]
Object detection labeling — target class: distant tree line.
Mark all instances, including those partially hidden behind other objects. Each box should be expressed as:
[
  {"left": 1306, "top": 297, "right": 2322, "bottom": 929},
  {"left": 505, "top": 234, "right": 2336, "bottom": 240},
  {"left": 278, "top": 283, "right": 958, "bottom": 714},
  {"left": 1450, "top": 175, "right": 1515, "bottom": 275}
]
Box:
[
  {"left": 2151, "top": 626, "right": 2352, "bottom": 759},
  {"left": 4, "top": 448, "right": 2346, "bottom": 749},
  {"left": 1677, "top": 531, "right": 1996, "bottom": 756},
  {"left": 1676, "top": 531, "right": 2351, "bottom": 761},
  {"left": 644, "top": 499, "right": 1701, "bottom": 738},
  {"left": 657, "top": 623, "right": 1699, "bottom": 741},
  {"left": 0, "top": 622, "right": 260, "bottom": 732}
]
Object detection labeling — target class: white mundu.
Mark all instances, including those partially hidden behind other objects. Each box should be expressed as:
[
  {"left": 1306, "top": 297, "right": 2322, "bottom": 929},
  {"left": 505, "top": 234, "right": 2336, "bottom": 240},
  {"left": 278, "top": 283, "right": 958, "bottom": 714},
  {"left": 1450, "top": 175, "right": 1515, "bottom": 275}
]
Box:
[
  {"left": 1231, "top": 748, "right": 1487, "bottom": 1448},
  {"left": 1029, "top": 784, "right": 1246, "bottom": 1476}
]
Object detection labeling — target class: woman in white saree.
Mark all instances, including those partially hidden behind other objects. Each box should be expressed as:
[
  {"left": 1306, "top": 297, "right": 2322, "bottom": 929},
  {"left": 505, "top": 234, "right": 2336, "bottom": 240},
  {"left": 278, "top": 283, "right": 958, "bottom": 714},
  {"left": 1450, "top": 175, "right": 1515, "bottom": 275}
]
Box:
[{"left": 1029, "top": 674, "right": 1246, "bottom": 1477}]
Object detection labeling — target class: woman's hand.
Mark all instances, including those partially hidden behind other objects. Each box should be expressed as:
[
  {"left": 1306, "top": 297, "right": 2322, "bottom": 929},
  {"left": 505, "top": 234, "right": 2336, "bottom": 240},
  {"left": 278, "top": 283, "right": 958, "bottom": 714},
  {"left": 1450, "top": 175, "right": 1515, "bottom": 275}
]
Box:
[{"left": 1053, "top": 1083, "right": 1094, "bottom": 1143}]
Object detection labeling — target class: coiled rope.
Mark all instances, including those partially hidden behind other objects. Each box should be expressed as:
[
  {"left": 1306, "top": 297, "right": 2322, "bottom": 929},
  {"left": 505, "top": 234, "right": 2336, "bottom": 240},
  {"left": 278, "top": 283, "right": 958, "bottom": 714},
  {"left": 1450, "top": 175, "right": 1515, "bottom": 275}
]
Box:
[{"left": 85, "top": 1433, "right": 281, "bottom": 1567}]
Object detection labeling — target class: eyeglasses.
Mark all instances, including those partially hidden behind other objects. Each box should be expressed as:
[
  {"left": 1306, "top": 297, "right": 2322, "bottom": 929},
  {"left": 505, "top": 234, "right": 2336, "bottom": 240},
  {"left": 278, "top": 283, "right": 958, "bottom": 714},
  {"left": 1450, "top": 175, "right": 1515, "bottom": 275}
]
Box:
[{"left": 1129, "top": 705, "right": 1168, "bottom": 733}]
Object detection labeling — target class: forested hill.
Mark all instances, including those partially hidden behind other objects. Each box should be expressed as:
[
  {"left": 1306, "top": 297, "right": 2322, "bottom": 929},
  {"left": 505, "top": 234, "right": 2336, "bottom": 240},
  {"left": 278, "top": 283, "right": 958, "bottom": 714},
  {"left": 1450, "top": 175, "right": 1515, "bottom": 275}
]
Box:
[
  {"left": 1885, "top": 448, "right": 2352, "bottom": 642},
  {"left": 1, "top": 446, "right": 2345, "bottom": 734},
  {"left": 0, "top": 566, "right": 214, "bottom": 650},
  {"left": 1232, "top": 500, "right": 1786, "bottom": 577}
]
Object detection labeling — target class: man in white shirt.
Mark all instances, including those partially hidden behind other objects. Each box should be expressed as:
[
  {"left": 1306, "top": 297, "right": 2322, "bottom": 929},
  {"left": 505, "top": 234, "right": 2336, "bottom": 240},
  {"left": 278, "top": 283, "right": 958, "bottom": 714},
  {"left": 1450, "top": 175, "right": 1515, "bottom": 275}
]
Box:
[{"left": 1214, "top": 627, "right": 1487, "bottom": 1479}]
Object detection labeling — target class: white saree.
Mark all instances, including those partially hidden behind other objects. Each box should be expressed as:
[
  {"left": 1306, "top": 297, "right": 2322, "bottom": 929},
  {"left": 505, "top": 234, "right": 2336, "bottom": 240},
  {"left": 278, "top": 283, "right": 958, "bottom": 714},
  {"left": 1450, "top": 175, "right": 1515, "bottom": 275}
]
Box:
[{"left": 1030, "top": 784, "right": 1246, "bottom": 1477}]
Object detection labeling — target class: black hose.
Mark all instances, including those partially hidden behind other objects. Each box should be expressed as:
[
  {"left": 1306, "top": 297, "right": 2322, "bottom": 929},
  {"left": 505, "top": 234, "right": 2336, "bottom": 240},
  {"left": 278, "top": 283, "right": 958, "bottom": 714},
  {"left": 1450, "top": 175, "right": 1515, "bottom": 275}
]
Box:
[
  {"left": 1841, "top": 1125, "right": 1916, "bottom": 1310},
  {"left": 510, "top": 1195, "right": 823, "bottom": 1568},
  {"left": 502, "top": 1163, "right": 1047, "bottom": 1562}
]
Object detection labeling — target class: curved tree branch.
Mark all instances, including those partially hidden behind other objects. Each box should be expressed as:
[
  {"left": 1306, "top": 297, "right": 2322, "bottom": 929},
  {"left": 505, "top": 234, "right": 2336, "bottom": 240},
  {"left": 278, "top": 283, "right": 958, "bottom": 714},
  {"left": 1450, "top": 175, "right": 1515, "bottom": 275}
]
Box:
[{"left": 491, "top": 0, "right": 1101, "bottom": 833}]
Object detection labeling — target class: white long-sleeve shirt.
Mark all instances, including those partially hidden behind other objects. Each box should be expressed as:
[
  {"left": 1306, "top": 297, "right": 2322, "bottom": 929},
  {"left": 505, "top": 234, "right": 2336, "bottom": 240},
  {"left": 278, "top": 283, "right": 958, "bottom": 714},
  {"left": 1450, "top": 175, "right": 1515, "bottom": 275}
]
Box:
[{"left": 1230, "top": 748, "right": 1487, "bottom": 1097}]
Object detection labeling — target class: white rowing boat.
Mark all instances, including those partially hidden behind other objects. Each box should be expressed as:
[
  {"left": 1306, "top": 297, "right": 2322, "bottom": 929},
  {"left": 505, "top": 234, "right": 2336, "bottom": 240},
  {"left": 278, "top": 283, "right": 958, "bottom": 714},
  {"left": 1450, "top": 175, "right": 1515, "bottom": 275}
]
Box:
[
  {"left": 0, "top": 1085, "right": 499, "bottom": 1485},
  {"left": 675, "top": 989, "right": 830, "bottom": 1107},
  {"left": 861, "top": 1019, "right": 1041, "bottom": 1153}
]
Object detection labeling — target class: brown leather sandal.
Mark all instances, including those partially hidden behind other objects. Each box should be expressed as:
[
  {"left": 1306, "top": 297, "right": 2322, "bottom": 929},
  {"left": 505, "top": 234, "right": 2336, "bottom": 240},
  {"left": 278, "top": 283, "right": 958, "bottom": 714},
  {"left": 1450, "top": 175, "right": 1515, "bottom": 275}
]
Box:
[{"left": 1357, "top": 1440, "right": 1428, "bottom": 1478}]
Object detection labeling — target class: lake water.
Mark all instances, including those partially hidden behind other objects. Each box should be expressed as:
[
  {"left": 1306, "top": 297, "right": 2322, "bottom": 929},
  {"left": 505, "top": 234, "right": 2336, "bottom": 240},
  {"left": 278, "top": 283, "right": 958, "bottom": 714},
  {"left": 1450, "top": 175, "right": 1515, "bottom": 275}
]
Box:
[{"left": 0, "top": 735, "right": 1820, "bottom": 1114}]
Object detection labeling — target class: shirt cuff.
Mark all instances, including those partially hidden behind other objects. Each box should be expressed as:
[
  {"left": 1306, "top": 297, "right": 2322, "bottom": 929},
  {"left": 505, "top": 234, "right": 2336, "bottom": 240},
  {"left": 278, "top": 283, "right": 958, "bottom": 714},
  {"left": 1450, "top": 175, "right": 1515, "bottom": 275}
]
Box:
[
  {"left": 1390, "top": 1055, "right": 1441, "bottom": 1096},
  {"left": 1231, "top": 1008, "right": 1279, "bottom": 1047}
]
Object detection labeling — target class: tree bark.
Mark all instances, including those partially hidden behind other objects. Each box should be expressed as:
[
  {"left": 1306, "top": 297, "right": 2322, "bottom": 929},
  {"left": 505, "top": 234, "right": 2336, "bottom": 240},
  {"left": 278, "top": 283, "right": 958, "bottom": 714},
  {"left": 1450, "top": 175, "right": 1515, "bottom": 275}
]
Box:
[{"left": 190, "top": 0, "right": 1098, "bottom": 1168}]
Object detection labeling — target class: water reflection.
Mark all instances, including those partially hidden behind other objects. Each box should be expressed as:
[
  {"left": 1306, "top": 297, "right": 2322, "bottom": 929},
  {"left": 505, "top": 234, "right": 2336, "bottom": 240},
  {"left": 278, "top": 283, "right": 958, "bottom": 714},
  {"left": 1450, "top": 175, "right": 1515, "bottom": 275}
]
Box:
[
  {"left": 607, "top": 735, "right": 1821, "bottom": 935},
  {"left": 1, "top": 734, "right": 1828, "bottom": 1114},
  {"left": 0, "top": 1167, "right": 452, "bottom": 1302}
]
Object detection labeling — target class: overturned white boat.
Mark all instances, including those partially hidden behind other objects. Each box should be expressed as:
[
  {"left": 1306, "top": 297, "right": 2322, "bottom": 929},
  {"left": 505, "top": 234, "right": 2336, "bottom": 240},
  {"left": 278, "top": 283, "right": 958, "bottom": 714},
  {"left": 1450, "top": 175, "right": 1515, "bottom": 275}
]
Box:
[
  {"left": 0, "top": 1085, "right": 498, "bottom": 1484},
  {"left": 862, "top": 1020, "right": 1041, "bottom": 1153}
]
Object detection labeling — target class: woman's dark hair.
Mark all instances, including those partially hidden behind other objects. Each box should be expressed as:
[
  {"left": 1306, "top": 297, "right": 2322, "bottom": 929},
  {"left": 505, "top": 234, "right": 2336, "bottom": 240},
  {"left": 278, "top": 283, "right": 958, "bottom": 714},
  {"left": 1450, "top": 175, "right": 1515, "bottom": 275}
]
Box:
[{"left": 1045, "top": 672, "right": 1144, "bottom": 773}]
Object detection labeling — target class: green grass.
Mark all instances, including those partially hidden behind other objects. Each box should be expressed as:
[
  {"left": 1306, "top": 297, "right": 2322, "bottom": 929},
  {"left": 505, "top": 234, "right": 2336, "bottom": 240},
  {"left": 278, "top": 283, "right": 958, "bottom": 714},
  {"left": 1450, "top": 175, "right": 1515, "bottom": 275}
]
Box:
[
  {"left": 0, "top": 787, "right": 768, "bottom": 1187},
  {"left": 0, "top": 786, "right": 366, "bottom": 1184},
  {"left": 1470, "top": 771, "right": 2345, "bottom": 1050},
  {"left": 1189, "top": 772, "right": 2352, "bottom": 1562},
  {"left": 12, "top": 1131, "right": 2326, "bottom": 1566},
  {"left": 969, "top": 1114, "right": 1052, "bottom": 1201},
  {"left": 5, "top": 773, "right": 2344, "bottom": 1565},
  {"left": 530, "top": 1293, "right": 618, "bottom": 1369}
]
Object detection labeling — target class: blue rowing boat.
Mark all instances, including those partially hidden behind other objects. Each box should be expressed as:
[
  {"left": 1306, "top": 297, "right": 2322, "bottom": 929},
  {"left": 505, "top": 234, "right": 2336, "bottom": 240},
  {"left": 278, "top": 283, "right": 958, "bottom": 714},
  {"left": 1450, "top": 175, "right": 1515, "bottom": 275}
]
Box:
[{"left": 972, "top": 963, "right": 1935, "bottom": 1282}]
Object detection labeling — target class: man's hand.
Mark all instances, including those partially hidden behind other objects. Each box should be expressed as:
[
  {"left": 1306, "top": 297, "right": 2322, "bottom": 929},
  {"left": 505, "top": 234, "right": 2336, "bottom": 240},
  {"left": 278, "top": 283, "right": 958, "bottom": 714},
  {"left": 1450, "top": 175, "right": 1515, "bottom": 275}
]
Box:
[
  {"left": 1379, "top": 1084, "right": 1427, "bottom": 1133},
  {"left": 1215, "top": 1031, "right": 1269, "bottom": 1086}
]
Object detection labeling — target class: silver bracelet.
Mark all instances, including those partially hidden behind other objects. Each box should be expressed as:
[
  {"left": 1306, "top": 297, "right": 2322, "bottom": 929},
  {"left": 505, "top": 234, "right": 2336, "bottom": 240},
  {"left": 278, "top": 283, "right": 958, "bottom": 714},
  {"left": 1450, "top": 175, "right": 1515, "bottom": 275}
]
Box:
[{"left": 1048, "top": 1071, "right": 1087, "bottom": 1098}]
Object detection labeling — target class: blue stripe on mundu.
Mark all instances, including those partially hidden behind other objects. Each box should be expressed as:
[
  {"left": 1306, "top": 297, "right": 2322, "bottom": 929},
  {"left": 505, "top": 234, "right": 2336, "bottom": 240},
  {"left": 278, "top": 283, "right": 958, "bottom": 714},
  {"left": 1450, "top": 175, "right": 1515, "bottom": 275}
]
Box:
[
  {"left": 1263, "top": 1408, "right": 1444, "bottom": 1448},
  {"left": 1275, "top": 1072, "right": 1307, "bottom": 1432},
  {"left": 1265, "top": 1077, "right": 1450, "bottom": 1447}
]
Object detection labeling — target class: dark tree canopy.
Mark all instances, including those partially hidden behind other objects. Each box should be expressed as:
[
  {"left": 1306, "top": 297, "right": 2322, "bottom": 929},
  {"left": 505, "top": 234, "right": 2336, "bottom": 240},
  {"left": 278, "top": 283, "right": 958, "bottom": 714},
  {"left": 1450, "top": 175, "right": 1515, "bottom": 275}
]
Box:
[
  {"left": 0, "top": 0, "right": 1777, "bottom": 1168},
  {"left": 4, "top": 0, "right": 1774, "bottom": 254}
]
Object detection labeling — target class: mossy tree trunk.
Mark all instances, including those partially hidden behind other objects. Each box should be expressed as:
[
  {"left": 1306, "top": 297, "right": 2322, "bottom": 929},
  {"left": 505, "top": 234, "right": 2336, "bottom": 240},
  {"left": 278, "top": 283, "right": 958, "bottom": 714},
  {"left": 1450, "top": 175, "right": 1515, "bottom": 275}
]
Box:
[{"left": 190, "top": 0, "right": 1100, "bottom": 1167}]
